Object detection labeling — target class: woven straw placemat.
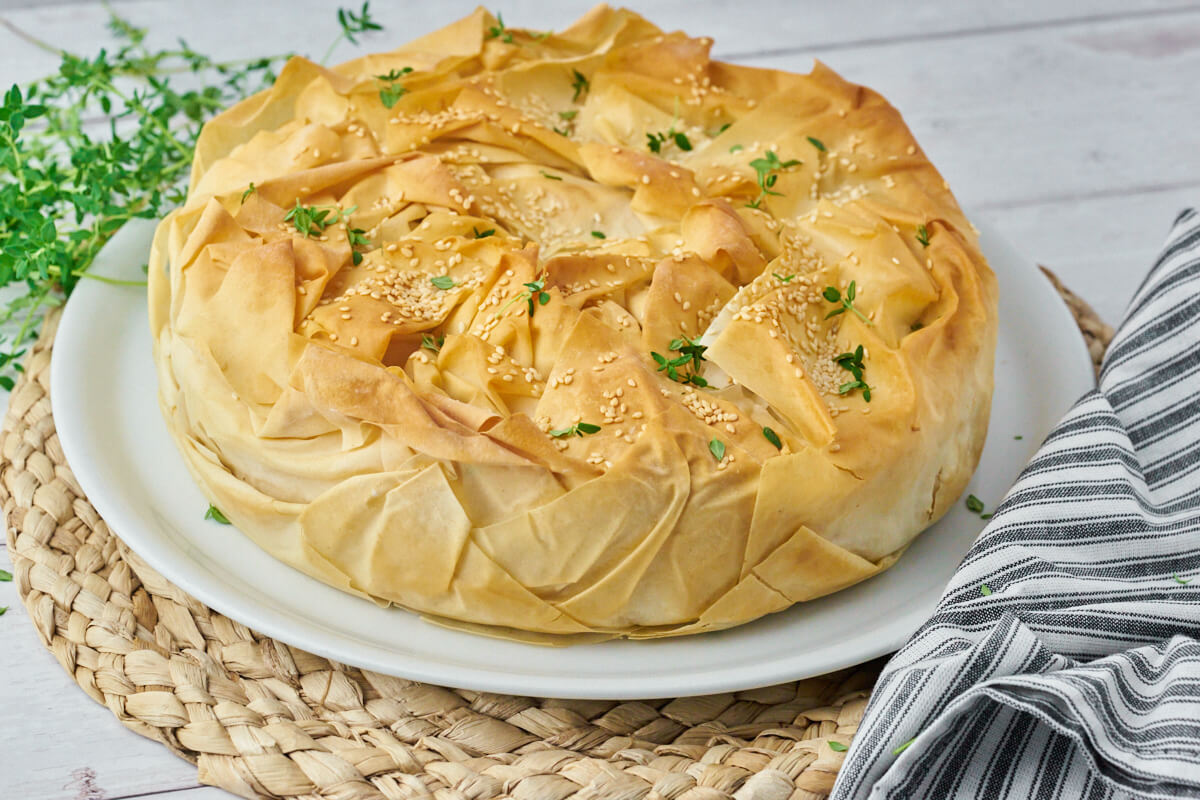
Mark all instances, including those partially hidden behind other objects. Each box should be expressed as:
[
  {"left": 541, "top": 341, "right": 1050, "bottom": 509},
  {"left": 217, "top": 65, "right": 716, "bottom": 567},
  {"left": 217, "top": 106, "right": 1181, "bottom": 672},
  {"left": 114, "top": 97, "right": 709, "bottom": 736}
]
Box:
[{"left": 2, "top": 269, "right": 1111, "bottom": 800}]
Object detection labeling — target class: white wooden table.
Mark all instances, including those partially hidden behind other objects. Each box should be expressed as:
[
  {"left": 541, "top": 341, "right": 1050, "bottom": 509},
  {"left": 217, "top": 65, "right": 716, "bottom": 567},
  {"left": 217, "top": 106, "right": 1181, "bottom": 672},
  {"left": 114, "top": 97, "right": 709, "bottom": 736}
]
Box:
[{"left": 0, "top": 1, "right": 1197, "bottom": 797}]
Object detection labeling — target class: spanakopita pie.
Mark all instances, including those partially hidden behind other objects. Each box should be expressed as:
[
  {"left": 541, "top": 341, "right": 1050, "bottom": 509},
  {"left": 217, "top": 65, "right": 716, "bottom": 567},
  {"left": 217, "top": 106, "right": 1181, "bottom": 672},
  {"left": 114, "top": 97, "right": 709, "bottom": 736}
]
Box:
[{"left": 148, "top": 5, "right": 997, "bottom": 642}]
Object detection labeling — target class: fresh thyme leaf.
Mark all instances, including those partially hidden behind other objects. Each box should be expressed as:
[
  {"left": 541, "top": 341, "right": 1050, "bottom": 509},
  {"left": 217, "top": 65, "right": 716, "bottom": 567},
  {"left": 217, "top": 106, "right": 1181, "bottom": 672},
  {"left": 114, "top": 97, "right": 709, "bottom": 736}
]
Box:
[
  {"left": 558, "top": 110, "right": 578, "bottom": 120},
  {"left": 240, "top": 182, "right": 256, "bottom": 204},
  {"left": 431, "top": 275, "right": 455, "bottom": 290},
  {"left": 893, "top": 738, "right": 915, "bottom": 755},
  {"left": 550, "top": 421, "right": 602, "bottom": 438},
  {"left": 965, "top": 494, "right": 985, "bottom": 514},
  {"left": 540, "top": 170, "right": 563, "bottom": 180},
  {"left": 716, "top": 122, "right": 732, "bottom": 135},
  {"left": 916, "top": 224, "right": 930, "bottom": 248},
  {"left": 980, "top": 583, "right": 993, "bottom": 596},
  {"left": 473, "top": 227, "right": 496, "bottom": 238},
  {"left": 486, "top": 11, "right": 514, "bottom": 43},
  {"left": 646, "top": 103, "right": 693, "bottom": 155},
  {"left": 204, "top": 505, "right": 231, "bottom": 524},
  {"left": 0, "top": 4, "right": 355, "bottom": 388},
  {"left": 591, "top": 231, "right": 606, "bottom": 239},
  {"left": 709, "top": 438, "right": 726, "bottom": 461},
  {"left": 729, "top": 144, "right": 744, "bottom": 153},
  {"left": 420, "top": 333, "right": 444, "bottom": 352},
  {"left": 326, "top": 2, "right": 382, "bottom": 62},
  {"left": 745, "top": 150, "right": 801, "bottom": 209},
  {"left": 0, "top": 606, "right": 7, "bottom": 616},
  {"left": 763, "top": 427, "right": 782, "bottom": 450},
  {"left": 347, "top": 226, "right": 370, "bottom": 265},
  {"left": 376, "top": 66, "right": 413, "bottom": 108},
  {"left": 822, "top": 281, "right": 873, "bottom": 326},
  {"left": 828, "top": 741, "right": 848, "bottom": 752},
  {"left": 379, "top": 84, "right": 405, "bottom": 108},
  {"left": 285, "top": 200, "right": 354, "bottom": 238},
  {"left": 570, "top": 69, "right": 590, "bottom": 102},
  {"left": 833, "top": 344, "right": 871, "bottom": 402},
  {"left": 1174, "top": 574, "right": 1193, "bottom": 585},
  {"left": 773, "top": 272, "right": 795, "bottom": 283},
  {"left": 0, "top": 568, "right": 11, "bottom": 582},
  {"left": 807, "top": 135, "right": 826, "bottom": 151},
  {"left": 1014, "top": 435, "right": 1023, "bottom": 440}
]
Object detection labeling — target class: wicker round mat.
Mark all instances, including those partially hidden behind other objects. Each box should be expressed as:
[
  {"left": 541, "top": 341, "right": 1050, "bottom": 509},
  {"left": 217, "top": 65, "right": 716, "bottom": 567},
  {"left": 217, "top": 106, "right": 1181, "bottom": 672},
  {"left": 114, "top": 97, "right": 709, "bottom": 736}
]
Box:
[{"left": 2, "top": 269, "right": 1111, "bottom": 800}]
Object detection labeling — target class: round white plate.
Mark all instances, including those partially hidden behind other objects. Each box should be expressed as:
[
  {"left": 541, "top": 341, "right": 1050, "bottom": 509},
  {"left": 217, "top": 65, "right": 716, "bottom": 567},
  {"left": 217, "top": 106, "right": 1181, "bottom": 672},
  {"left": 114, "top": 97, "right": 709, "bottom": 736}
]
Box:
[{"left": 51, "top": 217, "right": 1094, "bottom": 699}]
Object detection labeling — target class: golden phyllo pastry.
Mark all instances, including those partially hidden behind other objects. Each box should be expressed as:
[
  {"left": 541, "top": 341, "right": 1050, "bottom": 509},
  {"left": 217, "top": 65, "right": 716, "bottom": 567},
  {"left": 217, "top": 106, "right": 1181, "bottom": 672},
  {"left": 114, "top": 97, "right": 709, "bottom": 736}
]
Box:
[{"left": 148, "top": 5, "right": 997, "bottom": 641}]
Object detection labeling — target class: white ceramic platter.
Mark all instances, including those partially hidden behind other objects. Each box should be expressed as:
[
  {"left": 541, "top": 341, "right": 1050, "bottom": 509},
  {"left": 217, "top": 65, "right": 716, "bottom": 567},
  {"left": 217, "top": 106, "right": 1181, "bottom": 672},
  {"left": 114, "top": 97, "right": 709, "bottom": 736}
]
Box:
[{"left": 51, "top": 217, "right": 1094, "bottom": 699}]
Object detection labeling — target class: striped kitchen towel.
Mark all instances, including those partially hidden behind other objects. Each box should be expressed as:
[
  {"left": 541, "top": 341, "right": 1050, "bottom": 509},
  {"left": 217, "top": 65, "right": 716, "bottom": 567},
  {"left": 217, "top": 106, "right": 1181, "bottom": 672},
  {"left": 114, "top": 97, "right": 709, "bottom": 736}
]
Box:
[{"left": 831, "top": 207, "right": 1200, "bottom": 800}]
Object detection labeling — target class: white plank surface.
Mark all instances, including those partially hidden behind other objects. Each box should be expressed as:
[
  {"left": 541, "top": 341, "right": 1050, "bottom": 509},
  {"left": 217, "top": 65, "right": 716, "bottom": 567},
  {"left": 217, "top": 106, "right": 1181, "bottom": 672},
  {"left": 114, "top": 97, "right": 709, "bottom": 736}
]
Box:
[{"left": 0, "top": 1, "right": 1197, "bottom": 797}]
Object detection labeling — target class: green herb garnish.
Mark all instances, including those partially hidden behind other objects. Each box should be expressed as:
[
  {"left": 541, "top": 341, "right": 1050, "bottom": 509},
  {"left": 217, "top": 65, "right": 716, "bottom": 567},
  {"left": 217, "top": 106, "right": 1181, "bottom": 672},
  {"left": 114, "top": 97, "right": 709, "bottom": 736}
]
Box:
[
  {"left": 893, "top": 738, "right": 915, "bottom": 755},
  {"left": 745, "top": 150, "right": 801, "bottom": 209},
  {"left": 347, "top": 226, "right": 370, "bottom": 265},
  {"left": 773, "top": 272, "right": 795, "bottom": 283},
  {"left": 240, "top": 183, "right": 256, "bottom": 204},
  {"left": 651, "top": 335, "right": 708, "bottom": 386},
  {"left": 916, "top": 224, "right": 930, "bottom": 248},
  {"left": 833, "top": 344, "right": 871, "bottom": 402},
  {"left": 807, "top": 136, "right": 826, "bottom": 151},
  {"left": 327, "top": 2, "right": 383, "bottom": 63},
  {"left": 0, "top": 606, "right": 7, "bottom": 616},
  {"left": 473, "top": 227, "right": 496, "bottom": 239},
  {"left": 204, "top": 505, "right": 231, "bottom": 525},
  {"left": 284, "top": 201, "right": 355, "bottom": 238},
  {"left": 729, "top": 144, "right": 744, "bottom": 154},
  {"left": 486, "top": 11, "right": 513, "bottom": 43},
  {"left": 980, "top": 584, "right": 993, "bottom": 596},
  {"left": 822, "top": 280, "right": 872, "bottom": 326},
  {"left": 709, "top": 438, "right": 726, "bottom": 461},
  {"left": 550, "top": 421, "right": 602, "bottom": 438},
  {"left": 540, "top": 170, "right": 563, "bottom": 181},
  {"left": 646, "top": 99, "right": 692, "bottom": 154},
  {"left": 570, "top": 69, "right": 589, "bottom": 102},
  {"left": 1014, "top": 435, "right": 1023, "bottom": 440},
  {"left": 431, "top": 275, "right": 455, "bottom": 290},
  {"left": 591, "top": 231, "right": 606, "bottom": 239},
  {"left": 0, "top": 569, "right": 11, "bottom": 582},
  {"left": 965, "top": 494, "right": 985, "bottom": 514},
  {"left": 828, "top": 741, "right": 848, "bottom": 752},
  {"left": 0, "top": 6, "right": 344, "bottom": 387},
  {"left": 421, "top": 334, "right": 444, "bottom": 352},
  {"left": 1174, "top": 574, "right": 1192, "bottom": 585},
  {"left": 762, "top": 427, "right": 782, "bottom": 450},
  {"left": 553, "top": 109, "right": 578, "bottom": 137},
  {"left": 376, "top": 66, "right": 413, "bottom": 108}
]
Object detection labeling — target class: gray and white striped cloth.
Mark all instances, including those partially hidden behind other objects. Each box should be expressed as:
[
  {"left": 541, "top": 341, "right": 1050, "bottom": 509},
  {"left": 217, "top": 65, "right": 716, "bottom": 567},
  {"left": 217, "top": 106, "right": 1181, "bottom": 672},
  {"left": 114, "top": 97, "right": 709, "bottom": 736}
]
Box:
[{"left": 832, "top": 207, "right": 1200, "bottom": 800}]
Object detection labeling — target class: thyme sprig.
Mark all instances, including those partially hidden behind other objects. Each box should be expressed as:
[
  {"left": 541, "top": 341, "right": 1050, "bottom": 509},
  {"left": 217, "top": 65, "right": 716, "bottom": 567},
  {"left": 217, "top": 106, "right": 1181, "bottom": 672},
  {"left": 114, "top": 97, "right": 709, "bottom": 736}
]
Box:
[
  {"left": 745, "top": 150, "right": 801, "bottom": 209},
  {"left": 376, "top": 66, "right": 413, "bottom": 109},
  {"left": 0, "top": 5, "right": 378, "bottom": 390},
  {"left": 822, "top": 280, "right": 872, "bottom": 326},
  {"left": 486, "top": 12, "right": 513, "bottom": 43},
  {"left": 833, "top": 344, "right": 872, "bottom": 402},
  {"left": 651, "top": 335, "right": 708, "bottom": 387},
  {"left": 326, "top": 2, "right": 383, "bottom": 64},
  {"left": 570, "top": 69, "right": 589, "bottom": 102},
  {"left": 550, "top": 421, "right": 601, "bottom": 438}
]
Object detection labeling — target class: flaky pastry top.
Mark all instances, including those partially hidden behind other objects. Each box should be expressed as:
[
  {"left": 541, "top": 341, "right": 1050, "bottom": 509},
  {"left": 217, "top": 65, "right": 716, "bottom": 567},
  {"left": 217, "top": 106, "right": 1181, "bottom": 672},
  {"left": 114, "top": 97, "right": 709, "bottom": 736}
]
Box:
[{"left": 148, "top": 5, "right": 997, "bottom": 641}]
